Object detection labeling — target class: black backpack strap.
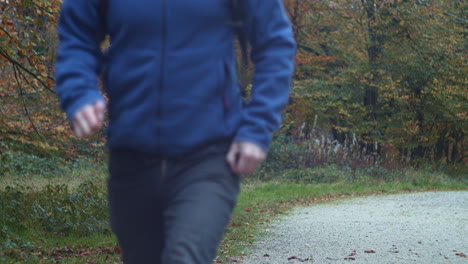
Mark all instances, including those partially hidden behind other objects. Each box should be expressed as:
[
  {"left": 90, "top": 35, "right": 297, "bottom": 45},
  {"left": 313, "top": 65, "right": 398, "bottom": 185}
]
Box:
[
  {"left": 99, "top": 0, "right": 108, "bottom": 33},
  {"left": 230, "top": 0, "right": 249, "bottom": 65}
]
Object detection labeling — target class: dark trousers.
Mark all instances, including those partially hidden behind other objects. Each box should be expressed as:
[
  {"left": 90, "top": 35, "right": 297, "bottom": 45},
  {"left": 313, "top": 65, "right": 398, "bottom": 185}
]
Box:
[{"left": 107, "top": 142, "right": 240, "bottom": 264}]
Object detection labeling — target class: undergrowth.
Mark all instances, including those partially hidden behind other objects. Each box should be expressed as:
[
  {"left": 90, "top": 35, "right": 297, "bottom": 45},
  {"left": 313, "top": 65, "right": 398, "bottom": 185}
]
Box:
[
  {"left": 0, "top": 135, "right": 466, "bottom": 263},
  {"left": 0, "top": 181, "right": 110, "bottom": 251}
]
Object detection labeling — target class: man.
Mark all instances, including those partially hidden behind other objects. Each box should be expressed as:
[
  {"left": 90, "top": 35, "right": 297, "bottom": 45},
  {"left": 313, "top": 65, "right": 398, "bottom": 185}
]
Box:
[{"left": 55, "top": 0, "right": 295, "bottom": 263}]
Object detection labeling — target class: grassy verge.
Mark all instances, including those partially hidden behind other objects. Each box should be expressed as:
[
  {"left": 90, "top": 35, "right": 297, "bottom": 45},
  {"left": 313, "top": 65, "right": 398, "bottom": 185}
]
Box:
[
  {"left": 1, "top": 234, "right": 120, "bottom": 264},
  {"left": 0, "top": 166, "right": 466, "bottom": 263},
  {"left": 0, "top": 160, "right": 107, "bottom": 191}
]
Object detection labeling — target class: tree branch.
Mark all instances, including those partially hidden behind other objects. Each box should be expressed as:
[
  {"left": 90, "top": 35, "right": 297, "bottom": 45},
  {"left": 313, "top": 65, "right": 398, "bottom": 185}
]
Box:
[
  {"left": 0, "top": 48, "right": 56, "bottom": 94},
  {"left": 30, "top": 2, "right": 59, "bottom": 15},
  {"left": 13, "top": 65, "right": 46, "bottom": 142},
  {"left": 297, "top": 44, "right": 321, "bottom": 56}
]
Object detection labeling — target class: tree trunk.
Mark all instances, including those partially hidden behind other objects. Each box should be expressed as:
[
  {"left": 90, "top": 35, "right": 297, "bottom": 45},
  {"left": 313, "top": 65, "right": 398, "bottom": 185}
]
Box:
[{"left": 362, "top": 0, "right": 383, "bottom": 108}]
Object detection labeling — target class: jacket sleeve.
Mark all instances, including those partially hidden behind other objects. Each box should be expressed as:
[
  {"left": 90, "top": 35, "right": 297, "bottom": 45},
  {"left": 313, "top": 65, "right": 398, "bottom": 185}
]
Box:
[
  {"left": 234, "top": 0, "right": 296, "bottom": 151},
  {"left": 55, "top": 0, "right": 105, "bottom": 121}
]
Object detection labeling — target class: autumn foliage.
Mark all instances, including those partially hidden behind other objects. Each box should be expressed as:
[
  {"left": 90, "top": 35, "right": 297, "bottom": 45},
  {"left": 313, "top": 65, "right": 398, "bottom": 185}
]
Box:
[
  {"left": 1, "top": 0, "right": 108, "bottom": 161},
  {"left": 282, "top": 0, "right": 466, "bottom": 164},
  {"left": 1, "top": 0, "right": 466, "bottom": 165}
]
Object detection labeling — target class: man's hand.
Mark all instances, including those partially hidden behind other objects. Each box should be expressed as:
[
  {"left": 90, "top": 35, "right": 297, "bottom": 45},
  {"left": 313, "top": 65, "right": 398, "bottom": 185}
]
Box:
[
  {"left": 226, "top": 141, "right": 266, "bottom": 176},
  {"left": 73, "top": 101, "right": 106, "bottom": 138}
]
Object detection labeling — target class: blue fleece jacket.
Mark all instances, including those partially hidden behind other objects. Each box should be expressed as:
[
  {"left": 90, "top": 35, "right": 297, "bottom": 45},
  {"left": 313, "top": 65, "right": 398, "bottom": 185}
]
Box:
[{"left": 55, "top": 0, "right": 296, "bottom": 156}]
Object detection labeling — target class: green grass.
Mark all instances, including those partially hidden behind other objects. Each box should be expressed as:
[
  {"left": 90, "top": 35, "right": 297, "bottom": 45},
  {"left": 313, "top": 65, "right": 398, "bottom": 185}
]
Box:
[{"left": 0, "top": 165, "right": 466, "bottom": 263}]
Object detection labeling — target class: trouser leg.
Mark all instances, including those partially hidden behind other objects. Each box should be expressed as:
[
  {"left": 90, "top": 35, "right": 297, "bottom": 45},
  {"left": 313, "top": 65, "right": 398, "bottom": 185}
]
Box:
[
  {"left": 107, "top": 143, "right": 240, "bottom": 264},
  {"left": 161, "top": 145, "right": 240, "bottom": 264},
  {"left": 107, "top": 151, "right": 165, "bottom": 264}
]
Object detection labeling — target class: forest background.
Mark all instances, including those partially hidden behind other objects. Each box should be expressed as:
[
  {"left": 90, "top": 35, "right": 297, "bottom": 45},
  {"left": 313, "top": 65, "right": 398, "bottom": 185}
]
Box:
[
  {"left": 0, "top": 0, "right": 466, "bottom": 263},
  {"left": 1, "top": 0, "right": 466, "bottom": 168}
]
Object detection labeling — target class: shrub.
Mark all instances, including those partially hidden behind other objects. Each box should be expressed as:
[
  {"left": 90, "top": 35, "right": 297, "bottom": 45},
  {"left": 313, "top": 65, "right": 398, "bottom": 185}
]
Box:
[
  {"left": 0, "top": 151, "right": 60, "bottom": 177},
  {"left": 279, "top": 166, "right": 351, "bottom": 184},
  {"left": 0, "top": 181, "right": 110, "bottom": 249},
  {"left": 255, "top": 130, "right": 411, "bottom": 183}
]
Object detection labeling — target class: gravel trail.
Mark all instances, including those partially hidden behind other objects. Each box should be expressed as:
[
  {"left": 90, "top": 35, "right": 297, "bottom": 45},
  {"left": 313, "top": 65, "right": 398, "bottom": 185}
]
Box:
[{"left": 243, "top": 191, "right": 468, "bottom": 264}]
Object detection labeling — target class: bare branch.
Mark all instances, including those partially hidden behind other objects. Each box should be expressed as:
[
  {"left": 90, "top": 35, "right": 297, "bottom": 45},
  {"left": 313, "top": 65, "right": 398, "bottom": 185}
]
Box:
[
  {"left": 13, "top": 65, "right": 45, "bottom": 142},
  {"left": 30, "top": 1, "right": 59, "bottom": 15},
  {"left": 0, "top": 48, "right": 55, "bottom": 94}
]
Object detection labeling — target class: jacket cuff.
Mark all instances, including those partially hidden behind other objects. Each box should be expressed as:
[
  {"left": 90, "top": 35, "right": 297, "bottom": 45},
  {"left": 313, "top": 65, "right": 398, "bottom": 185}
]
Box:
[
  {"left": 234, "top": 126, "right": 272, "bottom": 152},
  {"left": 65, "top": 92, "right": 105, "bottom": 122}
]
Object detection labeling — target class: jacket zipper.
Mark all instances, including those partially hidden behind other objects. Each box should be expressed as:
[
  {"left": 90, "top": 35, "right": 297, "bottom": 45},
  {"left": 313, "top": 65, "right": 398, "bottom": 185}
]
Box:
[
  {"left": 157, "top": 0, "right": 167, "bottom": 155},
  {"left": 161, "top": 159, "right": 168, "bottom": 180}
]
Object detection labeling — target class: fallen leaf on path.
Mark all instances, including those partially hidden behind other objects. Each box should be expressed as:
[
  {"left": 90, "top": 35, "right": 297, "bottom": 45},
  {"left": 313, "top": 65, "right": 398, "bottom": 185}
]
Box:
[
  {"left": 227, "top": 256, "right": 239, "bottom": 262},
  {"left": 287, "top": 256, "right": 313, "bottom": 262}
]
